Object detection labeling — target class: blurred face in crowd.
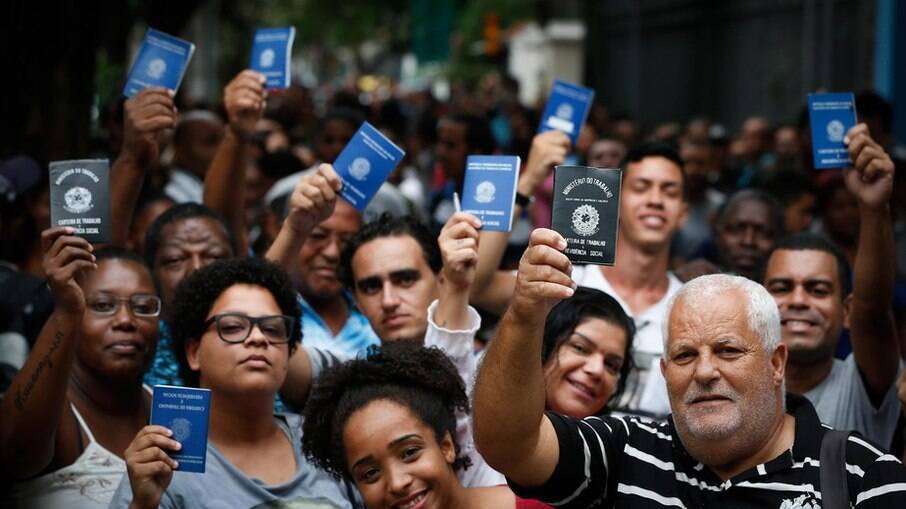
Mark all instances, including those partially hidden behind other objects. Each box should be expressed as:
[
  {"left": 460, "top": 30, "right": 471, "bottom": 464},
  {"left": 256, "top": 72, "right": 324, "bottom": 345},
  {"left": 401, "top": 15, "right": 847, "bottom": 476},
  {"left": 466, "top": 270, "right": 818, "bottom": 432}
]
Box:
[
  {"left": 717, "top": 199, "right": 779, "bottom": 281},
  {"left": 662, "top": 288, "right": 786, "bottom": 467},
  {"left": 679, "top": 141, "right": 711, "bottom": 197},
  {"left": 783, "top": 193, "right": 817, "bottom": 233},
  {"left": 619, "top": 156, "right": 687, "bottom": 252},
  {"left": 435, "top": 118, "right": 468, "bottom": 183},
  {"left": 351, "top": 235, "right": 439, "bottom": 343},
  {"left": 774, "top": 126, "right": 800, "bottom": 159},
  {"left": 611, "top": 119, "right": 641, "bottom": 147},
  {"left": 174, "top": 117, "right": 225, "bottom": 179},
  {"left": 317, "top": 118, "right": 357, "bottom": 164},
  {"left": 739, "top": 116, "right": 770, "bottom": 159},
  {"left": 763, "top": 249, "right": 847, "bottom": 365},
  {"left": 295, "top": 200, "right": 362, "bottom": 301},
  {"left": 344, "top": 399, "right": 459, "bottom": 509},
  {"left": 586, "top": 139, "right": 626, "bottom": 169},
  {"left": 187, "top": 284, "right": 290, "bottom": 396},
  {"left": 77, "top": 259, "right": 159, "bottom": 380},
  {"left": 823, "top": 184, "right": 860, "bottom": 245},
  {"left": 543, "top": 318, "right": 627, "bottom": 418},
  {"left": 153, "top": 217, "right": 233, "bottom": 309}
]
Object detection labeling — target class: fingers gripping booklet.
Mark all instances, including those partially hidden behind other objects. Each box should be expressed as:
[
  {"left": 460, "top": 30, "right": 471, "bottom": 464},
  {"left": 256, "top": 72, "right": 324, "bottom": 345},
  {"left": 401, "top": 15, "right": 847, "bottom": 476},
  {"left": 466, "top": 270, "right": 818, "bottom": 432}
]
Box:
[
  {"left": 151, "top": 385, "right": 211, "bottom": 473},
  {"left": 551, "top": 165, "right": 622, "bottom": 266}
]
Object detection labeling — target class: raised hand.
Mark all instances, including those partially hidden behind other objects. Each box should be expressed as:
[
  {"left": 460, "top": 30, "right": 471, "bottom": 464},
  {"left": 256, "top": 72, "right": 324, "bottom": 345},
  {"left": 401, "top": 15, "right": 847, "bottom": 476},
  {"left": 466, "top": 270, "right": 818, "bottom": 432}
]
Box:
[
  {"left": 844, "top": 123, "right": 895, "bottom": 209},
  {"left": 518, "top": 131, "right": 571, "bottom": 196},
  {"left": 40, "top": 228, "right": 96, "bottom": 315},
  {"left": 285, "top": 164, "right": 343, "bottom": 237},
  {"left": 122, "top": 87, "right": 177, "bottom": 167},
  {"left": 224, "top": 70, "right": 267, "bottom": 139},
  {"left": 439, "top": 212, "right": 482, "bottom": 291},
  {"left": 511, "top": 228, "right": 576, "bottom": 319},
  {"left": 124, "top": 425, "right": 181, "bottom": 509}
]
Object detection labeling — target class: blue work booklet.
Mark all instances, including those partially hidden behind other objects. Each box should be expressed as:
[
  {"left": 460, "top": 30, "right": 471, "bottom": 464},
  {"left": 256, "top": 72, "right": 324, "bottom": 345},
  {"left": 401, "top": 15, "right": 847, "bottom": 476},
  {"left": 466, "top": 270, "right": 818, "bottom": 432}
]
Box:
[
  {"left": 150, "top": 385, "right": 211, "bottom": 473},
  {"left": 807, "top": 92, "right": 857, "bottom": 169},
  {"left": 333, "top": 122, "right": 406, "bottom": 211},
  {"left": 123, "top": 28, "right": 195, "bottom": 97},
  {"left": 250, "top": 27, "right": 296, "bottom": 88},
  {"left": 461, "top": 155, "right": 521, "bottom": 232},
  {"left": 538, "top": 79, "right": 595, "bottom": 145}
]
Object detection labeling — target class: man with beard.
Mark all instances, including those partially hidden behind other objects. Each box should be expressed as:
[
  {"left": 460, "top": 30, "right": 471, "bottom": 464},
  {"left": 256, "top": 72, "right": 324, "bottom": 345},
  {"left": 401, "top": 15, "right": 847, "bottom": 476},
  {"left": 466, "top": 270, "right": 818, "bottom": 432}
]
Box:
[
  {"left": 473, "top": 255, "right": 906, "bottom": 507},
  {"left": 762, "top": 123, "right": 901, "bottom": 449}
]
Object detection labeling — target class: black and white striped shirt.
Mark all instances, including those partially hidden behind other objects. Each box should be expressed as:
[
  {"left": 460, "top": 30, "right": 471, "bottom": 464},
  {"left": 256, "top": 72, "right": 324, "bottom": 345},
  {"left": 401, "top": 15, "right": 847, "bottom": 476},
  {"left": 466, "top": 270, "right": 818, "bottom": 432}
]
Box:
[{"left": 510, "top": 395, "right": 906, "bottom": 508}]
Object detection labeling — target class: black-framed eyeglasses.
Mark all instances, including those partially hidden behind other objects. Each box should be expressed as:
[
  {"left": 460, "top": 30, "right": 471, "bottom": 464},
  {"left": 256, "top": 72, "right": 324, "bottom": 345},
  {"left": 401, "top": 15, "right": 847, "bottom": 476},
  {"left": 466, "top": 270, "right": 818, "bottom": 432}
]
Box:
[
  {"left": 203, "top": 313, "right": 294, "bottom": 344},
  {"left": 86, "top": 293, "right": 162, "bottom": 318}
]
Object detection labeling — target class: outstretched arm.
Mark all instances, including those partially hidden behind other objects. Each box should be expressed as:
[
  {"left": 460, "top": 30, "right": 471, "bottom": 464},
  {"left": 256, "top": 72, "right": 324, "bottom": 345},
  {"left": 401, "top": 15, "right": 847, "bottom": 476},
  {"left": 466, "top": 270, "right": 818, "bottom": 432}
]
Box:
[
  {"left": 844, "top": 123, "right": 899, "bottom": 399},
  {"left": 471, "top": 131, "right": 569, "bottom": 314},
  {"left": 203, "top": 70, "right": 267, "bottom": 256},
  {"left": 110, "top": 88, "right": 177, "bottom": 246},
  {"left": 0, "top": 228, "right": 96, "bottom": 479},
  {"left": 473, "top": 228, "right": 575, "bottom": 486}
]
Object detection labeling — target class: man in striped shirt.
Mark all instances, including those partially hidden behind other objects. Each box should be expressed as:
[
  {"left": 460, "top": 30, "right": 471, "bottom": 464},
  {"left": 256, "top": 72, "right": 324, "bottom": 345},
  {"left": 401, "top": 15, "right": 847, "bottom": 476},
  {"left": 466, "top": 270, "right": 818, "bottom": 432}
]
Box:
[{"left": 474, "top": 236, "right": 906, "bottom": 507}]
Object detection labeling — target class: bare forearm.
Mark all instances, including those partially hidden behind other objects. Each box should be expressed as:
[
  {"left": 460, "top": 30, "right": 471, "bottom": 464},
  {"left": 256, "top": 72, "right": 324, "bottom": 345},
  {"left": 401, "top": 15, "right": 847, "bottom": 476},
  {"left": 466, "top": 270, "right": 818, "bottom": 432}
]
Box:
[
  {"left": 0, "top": 311, "right": 80, "bottom": 476},
  {"left": 473, "top": 309, "right": 548, "bottom": 470},
  {"left": 264, "top": 223, "right": 306, "bottom": 270},
  {"left": 204, "top": 130, "right": 249, "bottom": 255},
  {"left": 851, "top": 205, "right": 899, "bottom": 389},
  {"left": 279, "top": 348, "right": 313, "bottom": 410},
  {"left": 110, "top": 153, "right": 145, "bottom": 247}
]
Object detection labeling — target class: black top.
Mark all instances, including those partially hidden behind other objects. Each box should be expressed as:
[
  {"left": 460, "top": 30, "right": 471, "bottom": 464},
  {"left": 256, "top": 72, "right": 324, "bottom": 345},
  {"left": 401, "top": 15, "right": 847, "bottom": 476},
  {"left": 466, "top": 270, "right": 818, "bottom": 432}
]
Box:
[{"left": 510, "top": 394, "right": 906, "bottom": 508}]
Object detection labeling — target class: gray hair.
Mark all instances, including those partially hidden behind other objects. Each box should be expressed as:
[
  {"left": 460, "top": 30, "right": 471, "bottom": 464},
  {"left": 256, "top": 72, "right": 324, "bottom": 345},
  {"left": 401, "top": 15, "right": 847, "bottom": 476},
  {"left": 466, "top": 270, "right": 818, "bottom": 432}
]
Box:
[{"left": 662, "top": 274, "right": 781, "bottom": 354}]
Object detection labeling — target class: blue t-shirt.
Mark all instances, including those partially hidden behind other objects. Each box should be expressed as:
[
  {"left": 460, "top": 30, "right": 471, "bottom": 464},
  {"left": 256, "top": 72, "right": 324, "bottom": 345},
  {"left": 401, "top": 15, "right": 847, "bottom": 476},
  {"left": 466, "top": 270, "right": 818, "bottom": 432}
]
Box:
[{"left": 297, "top": 292, "right": 379, "bottom": 360}]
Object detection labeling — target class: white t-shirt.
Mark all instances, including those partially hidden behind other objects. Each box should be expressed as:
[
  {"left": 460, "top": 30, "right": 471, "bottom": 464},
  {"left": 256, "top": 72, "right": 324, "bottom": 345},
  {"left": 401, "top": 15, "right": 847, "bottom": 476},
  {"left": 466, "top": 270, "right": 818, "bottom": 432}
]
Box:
[{"left": 569, "top": 265, "right": 683, "bottom": 416}]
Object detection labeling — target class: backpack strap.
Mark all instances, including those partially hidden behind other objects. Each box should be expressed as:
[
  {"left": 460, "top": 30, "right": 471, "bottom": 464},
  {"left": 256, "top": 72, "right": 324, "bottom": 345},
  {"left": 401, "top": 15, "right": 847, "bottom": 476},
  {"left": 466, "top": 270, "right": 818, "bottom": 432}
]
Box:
[{"left": 819, "top": 429, "right": 851, "bottom": 509}]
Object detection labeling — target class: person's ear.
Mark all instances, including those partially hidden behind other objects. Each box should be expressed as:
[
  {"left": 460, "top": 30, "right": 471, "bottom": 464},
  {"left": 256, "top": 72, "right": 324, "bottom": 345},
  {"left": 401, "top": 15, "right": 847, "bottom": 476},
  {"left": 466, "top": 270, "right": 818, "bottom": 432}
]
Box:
[
  {"left": 186, "top": 338, "right": 202, "bottom": 372},
  {"left": 842, "top": 293, "right": 853, "bottom": 329},
  {"left": 771, "top": 343, "right": 787, "bottom": 387},
  {"left": 440, "top": 431, "right": 456, "bottom": 465}
]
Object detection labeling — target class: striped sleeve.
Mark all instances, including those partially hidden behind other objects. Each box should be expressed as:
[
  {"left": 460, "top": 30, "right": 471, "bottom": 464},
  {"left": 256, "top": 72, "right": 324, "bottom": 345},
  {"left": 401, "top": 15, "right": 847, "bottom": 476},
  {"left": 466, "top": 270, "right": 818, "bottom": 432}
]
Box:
[
  {"left": 507, "top": 412, "right": 624, "bottom": 508},
  {"left": 849, "top": 435, "right": 906, "bottom": 507}
]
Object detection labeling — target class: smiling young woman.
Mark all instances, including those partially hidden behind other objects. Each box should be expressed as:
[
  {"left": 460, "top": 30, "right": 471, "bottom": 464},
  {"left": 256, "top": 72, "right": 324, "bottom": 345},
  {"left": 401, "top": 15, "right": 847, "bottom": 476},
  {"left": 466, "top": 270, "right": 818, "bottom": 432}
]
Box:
[{"left": 301, "top": 343, "right": 551, "bottom": 509}]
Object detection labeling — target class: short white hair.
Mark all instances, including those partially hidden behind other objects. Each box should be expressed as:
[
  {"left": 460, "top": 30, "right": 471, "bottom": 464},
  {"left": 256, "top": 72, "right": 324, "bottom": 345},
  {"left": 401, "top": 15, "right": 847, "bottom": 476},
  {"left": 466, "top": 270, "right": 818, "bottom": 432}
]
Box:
[{"left": 662, "top": 274, "right": 781, "bottom": 354}]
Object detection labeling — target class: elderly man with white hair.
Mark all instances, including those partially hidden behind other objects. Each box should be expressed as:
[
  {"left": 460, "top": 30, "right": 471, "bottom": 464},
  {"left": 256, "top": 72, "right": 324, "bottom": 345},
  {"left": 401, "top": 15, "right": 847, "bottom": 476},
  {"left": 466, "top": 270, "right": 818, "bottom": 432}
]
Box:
[{"left": 474, "top": 229, "right": 906, "bottom": 508}]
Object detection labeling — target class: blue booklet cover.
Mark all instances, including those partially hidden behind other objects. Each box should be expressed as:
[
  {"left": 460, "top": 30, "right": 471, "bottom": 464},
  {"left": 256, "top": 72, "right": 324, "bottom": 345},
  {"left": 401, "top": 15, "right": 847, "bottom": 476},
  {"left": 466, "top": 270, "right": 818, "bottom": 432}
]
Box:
[
  {"left": 123, "top": 28, "right": 196, "bottom": 97},
  {"left": 150, "top": 385, "right": 211, "bottom": 473},
  {"left": 808, "top": 92, "right": 857, "bottom": 169},
  {"left": 461, "top": 155, "right": 521, "bottom": 232},
  {"left": 333, "top": 121, "right": 406, "bottom": 211},
  {"left": 538, "top": 79, "right": 595, "bottom": 145},
  {"left": 250, "top": 27, "right": 296, "bottom": 89}
]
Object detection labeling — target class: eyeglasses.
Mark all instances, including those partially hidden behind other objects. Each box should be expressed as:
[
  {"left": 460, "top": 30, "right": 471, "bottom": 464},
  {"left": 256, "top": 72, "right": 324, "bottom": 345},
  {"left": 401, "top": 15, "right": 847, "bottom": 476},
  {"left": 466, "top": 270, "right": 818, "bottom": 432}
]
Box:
[
  {"left": 87, "top": 293, "right": 162, "bottom": 318},
  {"left": 203, "top": 313, "right": 294, "bottom": 344}
]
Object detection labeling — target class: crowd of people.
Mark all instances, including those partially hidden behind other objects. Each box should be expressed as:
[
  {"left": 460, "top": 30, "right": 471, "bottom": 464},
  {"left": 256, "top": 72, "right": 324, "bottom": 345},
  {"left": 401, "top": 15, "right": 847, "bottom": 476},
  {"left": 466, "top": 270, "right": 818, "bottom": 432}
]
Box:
[{"left": 2, "top": 62, "right": 906, "bottom": 508}]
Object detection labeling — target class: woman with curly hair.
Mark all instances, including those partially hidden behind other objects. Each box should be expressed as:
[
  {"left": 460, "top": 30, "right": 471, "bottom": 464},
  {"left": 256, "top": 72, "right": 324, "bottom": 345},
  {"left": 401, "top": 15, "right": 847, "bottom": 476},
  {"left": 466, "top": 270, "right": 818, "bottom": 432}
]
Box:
[
  {"left": 301, "top": 343, "right": 550, "bottom": 509},
  {"left": 109, "top": 257, "right": 356, "bottom": 509},
  {"left": 540, "top": 286, "right": 636, "bottom": 417}
]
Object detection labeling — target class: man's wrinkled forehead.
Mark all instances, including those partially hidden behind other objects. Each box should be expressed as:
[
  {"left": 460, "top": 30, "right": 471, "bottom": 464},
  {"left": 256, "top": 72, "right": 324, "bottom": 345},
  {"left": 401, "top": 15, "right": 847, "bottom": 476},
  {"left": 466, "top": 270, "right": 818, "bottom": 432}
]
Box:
[
  {"left": 764, "top": 248, "right": 842, "bottom": 289},
  {"left": 160, "top": 217, "right": 230, "bottom": 249}
]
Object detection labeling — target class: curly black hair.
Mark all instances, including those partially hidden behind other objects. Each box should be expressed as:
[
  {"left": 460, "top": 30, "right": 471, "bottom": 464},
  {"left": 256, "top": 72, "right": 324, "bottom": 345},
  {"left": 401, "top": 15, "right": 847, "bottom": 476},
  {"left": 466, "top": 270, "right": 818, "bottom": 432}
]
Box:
[
  {"left": 301, "top": 342, "right": 470, "bottom": 480},
  {"left": 339, "top": 213, "right": 442, "bottom": 290},
  {"left": 169, "top": 257, "right": 301, "bottom": 387},
  {"left": 542, "top": 286, "right": 636, "bottom": 413}
]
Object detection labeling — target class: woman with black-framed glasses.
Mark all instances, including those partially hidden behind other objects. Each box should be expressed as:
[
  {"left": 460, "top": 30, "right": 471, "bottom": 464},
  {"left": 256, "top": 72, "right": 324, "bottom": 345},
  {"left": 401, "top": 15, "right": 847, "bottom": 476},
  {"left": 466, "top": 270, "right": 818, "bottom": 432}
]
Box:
[
  {"left": 110, "top": 256, "right": 358, "bottom": 509},
  {"left": 1, "top": 228, "right": 161, "bottom": 509}
]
